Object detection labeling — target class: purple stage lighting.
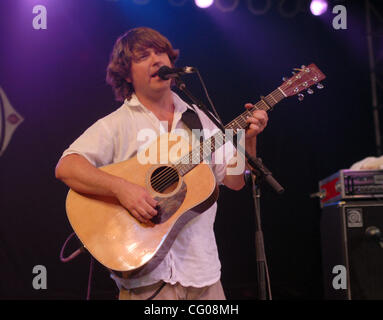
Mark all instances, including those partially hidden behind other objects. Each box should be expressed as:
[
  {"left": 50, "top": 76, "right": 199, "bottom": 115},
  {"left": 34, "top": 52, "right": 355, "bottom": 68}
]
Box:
[
  {"left": 310, "top": 0, "right": 328, "bottom": 16},
  {"left": 195, "top": 0, "right": 214, "bottom": 9}
]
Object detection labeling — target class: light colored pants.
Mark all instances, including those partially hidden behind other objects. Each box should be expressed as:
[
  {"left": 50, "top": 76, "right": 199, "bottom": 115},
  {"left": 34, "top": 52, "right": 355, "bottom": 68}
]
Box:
[{"left": 119, "top": 280, "right": 226, "bottom": 300}]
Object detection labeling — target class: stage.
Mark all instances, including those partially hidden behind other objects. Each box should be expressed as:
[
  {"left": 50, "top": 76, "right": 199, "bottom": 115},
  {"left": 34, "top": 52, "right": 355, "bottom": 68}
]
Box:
[{"left": 0, "top": 0, "right": 381, "bottom": 300}]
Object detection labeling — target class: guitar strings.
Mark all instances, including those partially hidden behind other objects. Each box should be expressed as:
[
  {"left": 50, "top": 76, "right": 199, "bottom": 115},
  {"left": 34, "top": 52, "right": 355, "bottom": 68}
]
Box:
[
  {"left": 150, "top": 133, "right": 226, "bottom": 191},
  {"left": 150, "top": 104, "right": 265, "bottom": 191},
  {"left": 152, "top": 121, "right": 243, "bottom": 192},
  {"left": 151, "top": 141, "right": 212, "bottom": 191},
  {"left": 150, "top": 131, "right": 220, "bottom": 189},
  {"left": 150, "top": 88, "right": 286, "bottom": 191},
  {"left": 150, "top": 135, "right": 219, "bottom": 191},
  {"left": 151, "top": 168, "right": 177, "bottom": 190},
  {"left": 151, "top": 130, "right": 227, "bottom": 191},
  {"left": 149, "top": 148, "right": 198, "bottom": 188}
]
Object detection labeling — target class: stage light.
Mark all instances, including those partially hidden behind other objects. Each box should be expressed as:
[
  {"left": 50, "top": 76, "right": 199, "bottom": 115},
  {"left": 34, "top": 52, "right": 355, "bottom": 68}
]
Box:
[
  {"left": 194, "top": 0, "right": 214, "bottom": 9},
  {"left": 310, "top": 0, "right": 328, "bottom": 16}
]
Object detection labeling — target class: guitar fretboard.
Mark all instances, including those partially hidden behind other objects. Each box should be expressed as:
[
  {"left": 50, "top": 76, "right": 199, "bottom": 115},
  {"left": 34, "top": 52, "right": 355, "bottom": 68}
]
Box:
[{"left": 174, "top": 88, "right": 286, "bottom": 176}]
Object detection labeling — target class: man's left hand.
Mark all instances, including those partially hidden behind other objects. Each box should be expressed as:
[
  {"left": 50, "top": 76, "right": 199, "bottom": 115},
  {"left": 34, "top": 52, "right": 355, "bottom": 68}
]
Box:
[{"left": 244, "top": 103, "right": 268, "bottom": 138}]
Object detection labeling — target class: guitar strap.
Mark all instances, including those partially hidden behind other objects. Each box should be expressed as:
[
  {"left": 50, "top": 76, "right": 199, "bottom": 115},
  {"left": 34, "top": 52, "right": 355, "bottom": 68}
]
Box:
[{"left": 181, "top": 107, "right": 204, "bottom": 142}]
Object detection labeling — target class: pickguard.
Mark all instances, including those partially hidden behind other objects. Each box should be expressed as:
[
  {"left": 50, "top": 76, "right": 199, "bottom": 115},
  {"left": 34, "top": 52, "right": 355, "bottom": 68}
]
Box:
[{"left": 150, "top": 182, "right": 187, "bottom": 224}]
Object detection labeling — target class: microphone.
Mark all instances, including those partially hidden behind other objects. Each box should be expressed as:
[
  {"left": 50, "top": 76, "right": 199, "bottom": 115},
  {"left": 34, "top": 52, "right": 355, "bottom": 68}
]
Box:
[
  {"left": 365, "top": 226, "right": 383, "bottom": 248},
  {"left": 155, "top": 65, "right": 196, "bottom": 80}
]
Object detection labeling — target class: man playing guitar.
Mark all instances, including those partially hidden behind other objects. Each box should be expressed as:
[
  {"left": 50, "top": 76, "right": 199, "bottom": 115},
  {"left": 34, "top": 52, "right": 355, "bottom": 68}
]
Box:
[{"left": 55, "top": 27, "right": 268, "bottom": 300}]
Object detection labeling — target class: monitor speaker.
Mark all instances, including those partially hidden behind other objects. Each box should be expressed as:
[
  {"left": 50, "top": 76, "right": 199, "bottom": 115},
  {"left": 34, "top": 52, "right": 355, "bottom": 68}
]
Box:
[{"left": 320, "top": 201, "right": 383, "bottom": 299}]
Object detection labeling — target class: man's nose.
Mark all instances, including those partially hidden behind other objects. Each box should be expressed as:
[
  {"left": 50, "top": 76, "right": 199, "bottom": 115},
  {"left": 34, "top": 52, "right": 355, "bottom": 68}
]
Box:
[{"left": 149, "top": 51, "right": 162, "bottom": 65}]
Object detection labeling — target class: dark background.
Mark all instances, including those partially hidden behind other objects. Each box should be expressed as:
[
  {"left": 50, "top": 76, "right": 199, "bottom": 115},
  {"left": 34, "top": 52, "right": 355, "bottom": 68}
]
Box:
[{"left": 0, "top": 0, "right": 380, "bottom": 299}]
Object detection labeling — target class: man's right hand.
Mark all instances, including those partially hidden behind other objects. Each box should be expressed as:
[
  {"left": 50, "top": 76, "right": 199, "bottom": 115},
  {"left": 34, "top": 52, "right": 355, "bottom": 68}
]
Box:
[
  {"left": 55, "top": 154, "right": 158, "bottom": 224},
  {"left": 114, "top": 179, "right": 158, "bottom": 224}
]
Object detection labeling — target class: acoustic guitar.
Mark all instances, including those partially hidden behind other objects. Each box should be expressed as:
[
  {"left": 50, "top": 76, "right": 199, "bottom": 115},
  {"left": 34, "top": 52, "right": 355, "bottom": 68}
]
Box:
[{"left": 65, "top": 64, "right": 326, "bottom": 277}]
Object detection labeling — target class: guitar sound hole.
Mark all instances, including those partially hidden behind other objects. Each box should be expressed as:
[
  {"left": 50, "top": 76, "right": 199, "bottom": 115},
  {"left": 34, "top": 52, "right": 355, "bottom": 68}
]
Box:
[{"left": 150, "top": 166, "right": 179, "bottom": 194}]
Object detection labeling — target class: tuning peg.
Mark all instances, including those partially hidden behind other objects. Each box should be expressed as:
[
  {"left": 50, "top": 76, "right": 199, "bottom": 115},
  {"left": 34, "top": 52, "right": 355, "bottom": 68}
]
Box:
[
  {"left": 291, "top": 71, "right": 296, "bottom": 75},
  {"left": 298, "top": 93, "right": 304, "bottom": 101},
  {"left": 282, "top": 77, "right": 288, "bottom": 81},
  {"left": 301, "top": 65, "right": 306, "bottom": 69},
  {"left": 307, "top": 88, "right": 314, "bottom": 94},
  {"left": 317, "top": 82, "right": 324, "bottom": 89}
]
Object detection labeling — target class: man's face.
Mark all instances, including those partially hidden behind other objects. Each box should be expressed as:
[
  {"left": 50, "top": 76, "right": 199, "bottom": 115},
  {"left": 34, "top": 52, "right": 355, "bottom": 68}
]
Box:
[{"left": 127, "top": 47, "right": 172, "bottom": 97}]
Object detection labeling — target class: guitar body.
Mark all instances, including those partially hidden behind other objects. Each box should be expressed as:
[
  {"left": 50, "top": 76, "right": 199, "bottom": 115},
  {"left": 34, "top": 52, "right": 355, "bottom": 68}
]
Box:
[{"left": 66, "top": 132, "right": 218, "bottom": 274}]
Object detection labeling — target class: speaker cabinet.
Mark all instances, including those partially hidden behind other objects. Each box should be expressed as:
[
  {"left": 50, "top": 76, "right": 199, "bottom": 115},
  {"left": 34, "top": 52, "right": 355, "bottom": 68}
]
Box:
[{"left": 320, "top": 201, "right": 383, "bottom": 299}]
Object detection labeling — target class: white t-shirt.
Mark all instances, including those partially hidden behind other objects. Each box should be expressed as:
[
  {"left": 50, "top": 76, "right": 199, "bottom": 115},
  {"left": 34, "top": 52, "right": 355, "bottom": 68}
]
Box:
[{"left": 61, "top": 92, "right": 237, "bottom": 289}]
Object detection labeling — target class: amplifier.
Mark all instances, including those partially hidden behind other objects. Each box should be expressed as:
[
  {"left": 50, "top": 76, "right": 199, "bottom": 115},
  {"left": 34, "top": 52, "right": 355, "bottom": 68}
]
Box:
[
  {"left": 321, "top": 201, "right": 383, "bottom": 299},
  {"left": 317, "top": 170, "right": 383, "bottom": 208}
]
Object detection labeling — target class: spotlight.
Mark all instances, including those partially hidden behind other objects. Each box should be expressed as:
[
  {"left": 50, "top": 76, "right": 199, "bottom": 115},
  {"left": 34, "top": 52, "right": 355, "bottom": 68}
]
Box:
[
  {"left": 310, "top": 0, "right": 328, "bottom": 16},
  {"left": 194, "top": 0, "right": 214, "bottom": 9}
]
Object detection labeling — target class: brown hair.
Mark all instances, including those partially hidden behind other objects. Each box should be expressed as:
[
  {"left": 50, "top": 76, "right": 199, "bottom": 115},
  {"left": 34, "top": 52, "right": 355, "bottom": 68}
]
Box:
[{"left": 106, "top": 27, "right": 179, "bottom": 102}]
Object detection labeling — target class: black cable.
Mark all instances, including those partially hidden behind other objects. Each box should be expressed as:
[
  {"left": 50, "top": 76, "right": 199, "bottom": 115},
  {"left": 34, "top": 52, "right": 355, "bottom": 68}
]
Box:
[
  {"left": 195, "top": 69, "right": 225, "bottom": 127},
  {"left": 59, "top": 232, "right": 85, "bottom": 263},
  {"left": 146, "top": 282, "right": 167, "bottom": 300},
  {"left": 86, "top": 257, "right": 94, "bottom": 300}
]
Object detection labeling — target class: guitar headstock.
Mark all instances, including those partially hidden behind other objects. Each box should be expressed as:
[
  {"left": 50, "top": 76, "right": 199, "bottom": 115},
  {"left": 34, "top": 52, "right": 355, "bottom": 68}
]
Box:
[{"left": 279, "top": 63, "right": 326, "bottom": 100}]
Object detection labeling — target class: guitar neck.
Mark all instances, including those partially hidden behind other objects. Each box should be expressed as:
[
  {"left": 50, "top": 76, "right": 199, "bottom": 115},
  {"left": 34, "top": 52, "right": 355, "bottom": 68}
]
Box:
[
  {"left": 225, "top": 87, "right": 285, "bottom": 132},
  {"left": 174, "top": 87, "right": 286, "bottom": 176}
]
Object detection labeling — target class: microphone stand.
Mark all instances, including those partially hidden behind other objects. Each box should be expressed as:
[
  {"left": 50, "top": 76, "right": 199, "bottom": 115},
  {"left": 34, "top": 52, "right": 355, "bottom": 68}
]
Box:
[
  {"left": 245, "top": 166, "right": 272, "bottom": 300},
  {"left": 175, "top": 76, "right": 281, "bottom": 300}
]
